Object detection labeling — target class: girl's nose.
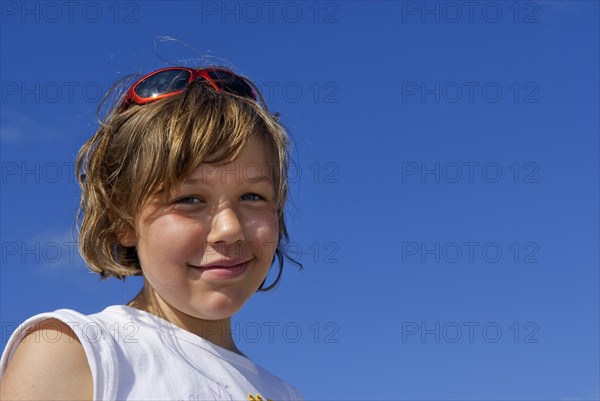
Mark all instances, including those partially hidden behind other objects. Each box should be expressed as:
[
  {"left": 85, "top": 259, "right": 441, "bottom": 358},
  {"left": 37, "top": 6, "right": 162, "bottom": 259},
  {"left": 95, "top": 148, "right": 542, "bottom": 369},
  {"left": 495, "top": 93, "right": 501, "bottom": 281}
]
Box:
[{"left": 207, "top": 206, "right": 244, "bottom": 245}]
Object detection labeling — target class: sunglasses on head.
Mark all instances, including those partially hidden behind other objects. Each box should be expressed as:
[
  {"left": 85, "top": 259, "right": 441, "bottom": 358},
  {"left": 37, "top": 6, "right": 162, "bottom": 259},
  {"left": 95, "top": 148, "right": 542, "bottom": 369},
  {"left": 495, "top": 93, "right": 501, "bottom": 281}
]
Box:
[{"left": 121, "top": 67, "right": 257, "bottom": 109}]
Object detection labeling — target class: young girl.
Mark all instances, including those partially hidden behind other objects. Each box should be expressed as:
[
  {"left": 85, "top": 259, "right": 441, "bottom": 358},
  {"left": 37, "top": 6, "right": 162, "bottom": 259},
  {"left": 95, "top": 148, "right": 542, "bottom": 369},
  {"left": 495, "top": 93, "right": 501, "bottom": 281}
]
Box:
[{"left": 0, "top": 66, "right": 303, "bottom": 400}]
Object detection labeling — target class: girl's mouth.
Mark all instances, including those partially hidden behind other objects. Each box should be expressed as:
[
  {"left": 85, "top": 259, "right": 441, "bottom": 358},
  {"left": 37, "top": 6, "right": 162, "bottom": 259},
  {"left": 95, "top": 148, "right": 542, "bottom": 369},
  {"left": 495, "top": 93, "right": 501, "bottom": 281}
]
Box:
[{"left": 189, "top": 260, "right": 250, "bottom": 279}]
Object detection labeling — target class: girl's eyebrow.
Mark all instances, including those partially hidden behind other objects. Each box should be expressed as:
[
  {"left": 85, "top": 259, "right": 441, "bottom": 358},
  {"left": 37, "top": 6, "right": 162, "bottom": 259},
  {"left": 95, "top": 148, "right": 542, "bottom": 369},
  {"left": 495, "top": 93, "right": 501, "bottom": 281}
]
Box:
[
  {"left": 182, "top": 175, "right": 273, "bottom": 185},
  {"left": 246, "top": 175, "right": 273, "bottom": 184}
]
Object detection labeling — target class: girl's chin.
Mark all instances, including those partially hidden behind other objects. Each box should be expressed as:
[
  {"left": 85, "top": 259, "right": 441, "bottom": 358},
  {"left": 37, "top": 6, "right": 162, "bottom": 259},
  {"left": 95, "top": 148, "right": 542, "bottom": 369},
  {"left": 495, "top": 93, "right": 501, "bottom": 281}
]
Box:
[{"left": 183, "top": 296, "right": 248, "bottom": 321}]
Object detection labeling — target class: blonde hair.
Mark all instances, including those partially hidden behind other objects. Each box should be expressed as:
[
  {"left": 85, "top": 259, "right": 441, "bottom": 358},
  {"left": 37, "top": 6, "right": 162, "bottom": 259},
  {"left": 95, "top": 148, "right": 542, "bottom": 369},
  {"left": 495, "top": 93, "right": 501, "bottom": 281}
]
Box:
[{"left": 76, "top": 67, "right": 297, "bottom": 290}]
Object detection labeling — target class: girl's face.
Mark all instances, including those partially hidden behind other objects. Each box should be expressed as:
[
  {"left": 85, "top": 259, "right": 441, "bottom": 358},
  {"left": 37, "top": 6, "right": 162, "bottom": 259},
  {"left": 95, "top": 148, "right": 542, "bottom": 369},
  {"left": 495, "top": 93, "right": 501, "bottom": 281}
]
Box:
[{"left": 129, "top": 136, "right": 279, "bottom": 321}]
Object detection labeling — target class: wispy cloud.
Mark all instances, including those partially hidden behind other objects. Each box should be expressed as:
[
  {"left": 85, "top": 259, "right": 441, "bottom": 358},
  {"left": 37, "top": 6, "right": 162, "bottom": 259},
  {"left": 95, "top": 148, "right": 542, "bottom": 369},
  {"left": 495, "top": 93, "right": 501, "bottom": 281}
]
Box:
[
  {"left": 28, "top": 227, "right": 83, "bottom": 272},
  {"left": 0, "top": 108, "right": 60, "bottom": 143}
]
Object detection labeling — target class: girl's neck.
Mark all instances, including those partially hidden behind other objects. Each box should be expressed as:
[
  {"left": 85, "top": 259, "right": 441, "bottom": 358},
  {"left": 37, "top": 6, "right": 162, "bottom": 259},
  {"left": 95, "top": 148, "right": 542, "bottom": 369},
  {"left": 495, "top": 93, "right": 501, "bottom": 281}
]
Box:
[{"left": 126, "top": 285, "right": 241, "bottom": 355}]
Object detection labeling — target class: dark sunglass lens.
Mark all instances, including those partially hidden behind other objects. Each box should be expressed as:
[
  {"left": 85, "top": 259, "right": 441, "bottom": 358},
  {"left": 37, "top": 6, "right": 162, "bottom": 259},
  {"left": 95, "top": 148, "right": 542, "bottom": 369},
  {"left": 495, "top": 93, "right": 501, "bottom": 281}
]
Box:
[
  {"left": 207, "top": 70, "right": 255, "bottom": 99},
  {"left": 134, "top": 70, "right": 191, "bottom": 98}
]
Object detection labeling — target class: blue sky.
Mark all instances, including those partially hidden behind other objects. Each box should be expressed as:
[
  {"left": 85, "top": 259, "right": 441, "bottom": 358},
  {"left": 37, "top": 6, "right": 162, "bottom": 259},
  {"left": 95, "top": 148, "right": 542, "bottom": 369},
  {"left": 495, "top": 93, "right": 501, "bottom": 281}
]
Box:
[{"left": 1, "top": 1, "right": 598, "bottom": 400}]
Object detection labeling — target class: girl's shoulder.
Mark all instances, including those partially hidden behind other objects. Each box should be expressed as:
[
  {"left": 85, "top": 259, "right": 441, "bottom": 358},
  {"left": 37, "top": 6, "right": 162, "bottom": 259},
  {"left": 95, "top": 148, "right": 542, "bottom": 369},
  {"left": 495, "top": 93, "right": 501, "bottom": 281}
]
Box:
[
  {"left": 0, "top": 316, "right": 93, "bottom": 400},
  {"left": 0, "top": 307, "right": 122, "bottom": 401}
]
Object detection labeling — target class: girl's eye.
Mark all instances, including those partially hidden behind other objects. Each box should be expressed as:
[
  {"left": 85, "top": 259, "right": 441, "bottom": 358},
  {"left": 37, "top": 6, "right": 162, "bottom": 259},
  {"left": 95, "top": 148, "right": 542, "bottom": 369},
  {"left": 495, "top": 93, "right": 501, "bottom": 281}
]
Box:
[
  {"left": 240, "top": 193, "right": 265, "bottom": 202},
  {"left": 174, "top": 196, "right": 202, "bottom": 205}
]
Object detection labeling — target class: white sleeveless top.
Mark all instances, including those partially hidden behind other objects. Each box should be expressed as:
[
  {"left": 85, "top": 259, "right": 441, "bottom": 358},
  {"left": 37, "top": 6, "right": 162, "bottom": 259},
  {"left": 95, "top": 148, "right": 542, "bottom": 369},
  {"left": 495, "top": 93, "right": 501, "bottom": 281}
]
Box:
[{"left": 0, "top": 305, "right": 303, "bottom": 401}]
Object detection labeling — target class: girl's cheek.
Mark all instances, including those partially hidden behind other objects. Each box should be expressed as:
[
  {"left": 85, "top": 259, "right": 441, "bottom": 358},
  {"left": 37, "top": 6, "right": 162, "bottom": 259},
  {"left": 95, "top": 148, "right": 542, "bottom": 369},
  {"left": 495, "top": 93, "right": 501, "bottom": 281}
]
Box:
[
  {"left": 245, "top": 212, "right": 278, "bottom": 236},
  {"left": 144, "top": 216, "right": 207, "bottom": 250}
]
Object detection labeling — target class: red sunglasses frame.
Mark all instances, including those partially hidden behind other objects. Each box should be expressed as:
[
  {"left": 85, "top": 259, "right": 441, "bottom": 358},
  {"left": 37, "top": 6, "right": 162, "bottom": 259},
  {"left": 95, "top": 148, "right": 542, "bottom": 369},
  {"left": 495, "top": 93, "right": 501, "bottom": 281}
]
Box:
[{"left": 122, "top": 67, "right": 257, "bottom": 108}]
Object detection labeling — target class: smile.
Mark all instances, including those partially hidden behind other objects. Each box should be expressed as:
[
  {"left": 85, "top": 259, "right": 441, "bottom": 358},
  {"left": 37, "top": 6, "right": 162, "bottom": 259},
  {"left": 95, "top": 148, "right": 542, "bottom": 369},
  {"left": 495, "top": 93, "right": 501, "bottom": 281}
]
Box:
[{"left": 188, "top": 260, "right": 251, "bottom": 279}]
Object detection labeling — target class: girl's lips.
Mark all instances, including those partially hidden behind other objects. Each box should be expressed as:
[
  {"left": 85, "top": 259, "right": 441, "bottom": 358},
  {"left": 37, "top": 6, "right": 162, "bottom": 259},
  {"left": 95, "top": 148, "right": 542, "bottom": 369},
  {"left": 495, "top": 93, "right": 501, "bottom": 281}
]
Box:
[{"left": 189, "top": 261, "right": 250, "bottom": 279}]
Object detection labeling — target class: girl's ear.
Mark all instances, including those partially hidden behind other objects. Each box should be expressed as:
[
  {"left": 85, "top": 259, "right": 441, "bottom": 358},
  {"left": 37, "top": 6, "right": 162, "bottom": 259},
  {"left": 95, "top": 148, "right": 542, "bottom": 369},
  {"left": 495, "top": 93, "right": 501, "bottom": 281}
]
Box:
[
  {"left": 109, "top": 209, "right": 137, "bottom": 247},
  {"left": 117, "top": 225, "right": 137, "bottom": 247}
]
